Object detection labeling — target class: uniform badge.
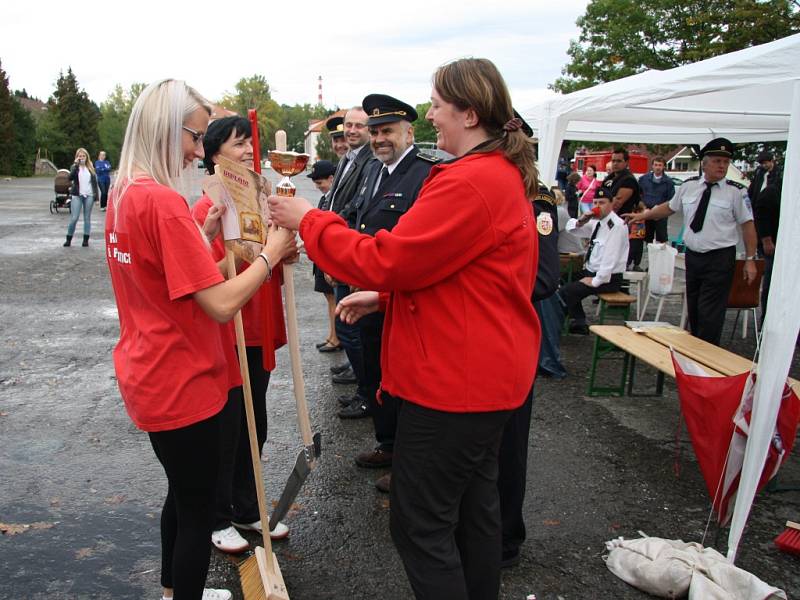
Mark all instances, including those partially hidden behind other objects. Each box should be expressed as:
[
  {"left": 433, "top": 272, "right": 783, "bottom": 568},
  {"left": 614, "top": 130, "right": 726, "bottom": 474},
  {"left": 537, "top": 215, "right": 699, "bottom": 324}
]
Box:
[{"left": 536, "top": 212, "right": 553, "bottom": 236}]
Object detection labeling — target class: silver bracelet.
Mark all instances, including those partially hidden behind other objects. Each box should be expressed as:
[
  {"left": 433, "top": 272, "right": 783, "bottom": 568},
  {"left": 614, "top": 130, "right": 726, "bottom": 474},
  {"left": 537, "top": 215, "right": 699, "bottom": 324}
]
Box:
[{"left": 258, "top": 252, "right": 272, "bottom": 281}]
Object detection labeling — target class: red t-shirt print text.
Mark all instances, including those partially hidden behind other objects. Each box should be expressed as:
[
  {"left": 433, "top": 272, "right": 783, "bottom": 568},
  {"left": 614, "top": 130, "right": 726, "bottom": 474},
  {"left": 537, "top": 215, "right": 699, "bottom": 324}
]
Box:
[{"left": 107, "top": 231, "right": 132, "bottom": 265}]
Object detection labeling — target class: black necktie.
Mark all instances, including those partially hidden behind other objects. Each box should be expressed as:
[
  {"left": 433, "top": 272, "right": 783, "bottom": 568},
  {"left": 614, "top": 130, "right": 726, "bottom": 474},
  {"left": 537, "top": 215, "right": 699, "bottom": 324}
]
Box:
[
  {"left": 373, "top": 166, "right": 389, "bottom": 198},
  {"left": 584, "top": 221, "right": 602, "bottom": 267},
  {"left": 690, "top": 181, "right": 714, "bottom": 233}
]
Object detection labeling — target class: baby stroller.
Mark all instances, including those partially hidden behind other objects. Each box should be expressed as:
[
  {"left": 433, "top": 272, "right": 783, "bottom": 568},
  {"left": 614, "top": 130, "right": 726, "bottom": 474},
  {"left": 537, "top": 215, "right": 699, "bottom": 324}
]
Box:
[{"left": 51, "top": 169, "right": 72, "bottom": 214}]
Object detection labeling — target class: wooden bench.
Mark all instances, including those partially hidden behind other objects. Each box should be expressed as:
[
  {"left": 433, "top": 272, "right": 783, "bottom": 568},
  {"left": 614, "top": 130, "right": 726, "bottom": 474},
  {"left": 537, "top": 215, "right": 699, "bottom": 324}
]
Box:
[
  {"left": 588, "top": 325, "right": 799, "bottom": 397},
  {"left": 588, "top": 325, "right": 723, "bottom": 397},
  {"left": 598, "top": 292, "right": 637, "bottom": 323}
]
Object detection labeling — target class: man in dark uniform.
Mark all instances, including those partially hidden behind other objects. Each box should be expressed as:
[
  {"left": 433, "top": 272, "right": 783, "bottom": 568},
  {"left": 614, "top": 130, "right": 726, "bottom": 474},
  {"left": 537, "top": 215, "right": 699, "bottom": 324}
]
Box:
[
  {"left": 324, "top": 107, "right": 375, "bottom": 405},
  {"left": 497, "top": 176, "right": 561, "bottom": 568},
  {"left": 750, "top": 151, "right": 783, "bottom": 318},
  {"left": 326, "top": 114, "right": 349, "bottom": 161},
  {"left": 626, "top": 138, "right": 757, "bottom": 345},
  {"left": 343, "top": 94, "right": 438, "bottom": 493}
]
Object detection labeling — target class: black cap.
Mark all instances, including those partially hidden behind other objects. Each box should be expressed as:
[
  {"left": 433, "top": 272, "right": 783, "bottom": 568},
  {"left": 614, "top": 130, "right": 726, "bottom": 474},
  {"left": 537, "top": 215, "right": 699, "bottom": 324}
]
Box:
[
  {"left": 307, "top": 160, "right": 336, "bottom": 180},
  {"left": 594, "top": 187, "right": 612, "bottom": 200},
  {"left": 700, "top": 137, "right": 734, "bottom": 158},
  {"left": 513, "top": 109, "right": 533, "bottom": 138},
  {"left": 362, "top": 94, "right": 417, "bottom": 126},
  {"left": 325, "top": 116, "right": 344, "bottom": 138},
  {"left": 757, "top": 150, "right": 774, "bottom": 162}
]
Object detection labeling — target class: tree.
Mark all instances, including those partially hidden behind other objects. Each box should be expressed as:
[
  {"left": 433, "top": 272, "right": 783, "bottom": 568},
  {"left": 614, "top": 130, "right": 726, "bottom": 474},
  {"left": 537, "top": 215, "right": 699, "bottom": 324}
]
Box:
[
  {"left": 553, "top": 0, "right": 800, "bottom": 93},
  {"left": 0, "top": 60, "right": 15, "bottom": 175},
  {"left": 219, "top": 75, "right": 282, "bottom": 155},
  {"left": 98, "top": 83, "right": 146, "bottom": 166},
  {"left": 315, "top": 130, "right": 337, "bottom": 162},
  {"left": 279, "top": 103, "right": 329, "bottom": 153},
  {"left": 412, "top": 102, "right": 436, "bottom": 144},
  {"left": 11, "top": 98, "right": 36, "bottom": 176},
  {"left": 40, "top": 68, "right": 101, "bottom": 167}
]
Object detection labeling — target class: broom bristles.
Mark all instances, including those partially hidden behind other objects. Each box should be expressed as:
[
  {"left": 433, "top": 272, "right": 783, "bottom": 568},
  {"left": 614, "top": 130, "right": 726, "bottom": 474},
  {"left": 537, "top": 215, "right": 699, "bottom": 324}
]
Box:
[
  {"left": 774, "top": 521, "right": 800, "bottom": 555},
  {"left": 238, "top": 547, "right": 289, "bottom": 600},
  {"left": 239, "top": 554, "right": 268, "bottom": 600}
]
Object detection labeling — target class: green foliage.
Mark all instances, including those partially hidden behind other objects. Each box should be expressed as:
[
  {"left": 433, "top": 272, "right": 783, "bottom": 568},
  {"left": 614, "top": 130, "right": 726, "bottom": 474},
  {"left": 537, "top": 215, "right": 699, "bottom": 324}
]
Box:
[
  {"left": 279, "top": 103, "right": 328, "bottom": 153},
  {"left": 11, "top": 98, "right": 36, "bottom": 176},
  {"left": 315, "top": 129, "right": 337, "bottom": 162},
  {"left": 98, "top": 83, "right": 146, "bottom": 166},
  {"left": 412, "top": 102, "right": 436, "bottom": 144},
  {"left": 219, "top": 75, "right": 282, "bottom": 155},
  {"left": 38, "top": 68, "right": 101, "bottom": 167},
  {"left": 553, "top": 0, "right": 800, "bottom": 93},
  {"left": 0, "top": 60, "right": 15, "bottom": 175}
]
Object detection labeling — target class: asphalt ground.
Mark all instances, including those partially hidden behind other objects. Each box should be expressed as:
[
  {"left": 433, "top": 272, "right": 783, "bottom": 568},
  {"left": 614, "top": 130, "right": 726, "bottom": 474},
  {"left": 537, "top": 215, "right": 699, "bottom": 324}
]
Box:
[{"left": 0, "top": 173, "right": 798, "bottom": 599}]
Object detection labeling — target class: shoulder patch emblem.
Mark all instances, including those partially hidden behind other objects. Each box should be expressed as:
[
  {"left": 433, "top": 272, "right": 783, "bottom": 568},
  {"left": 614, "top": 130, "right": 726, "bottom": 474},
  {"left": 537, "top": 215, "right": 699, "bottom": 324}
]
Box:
[
  {"left": 607, "top": 220, "right": 615, "bottom": 229},
  {"left": 726, "top": 179, "right": 745, "bottom": 189},
  {"left": 417, "top": 153, "right": 439, "bottom": 163},
  {"left": 536, "top": 211, "right": 553, "bottom": 236}
]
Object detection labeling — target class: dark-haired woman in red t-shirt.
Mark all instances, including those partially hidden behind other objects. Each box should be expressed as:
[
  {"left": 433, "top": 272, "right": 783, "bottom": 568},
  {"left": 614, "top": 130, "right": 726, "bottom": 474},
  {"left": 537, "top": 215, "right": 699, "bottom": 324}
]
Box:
[{"left": 105, "top": 79, "right": 297, "bottom": 600}]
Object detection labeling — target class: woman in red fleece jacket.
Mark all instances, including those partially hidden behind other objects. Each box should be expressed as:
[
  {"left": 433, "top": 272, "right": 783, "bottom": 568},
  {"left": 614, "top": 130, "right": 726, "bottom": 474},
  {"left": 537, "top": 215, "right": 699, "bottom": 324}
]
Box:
[{"left": 269, "top": 58, "right": 540, "bottom": 599}]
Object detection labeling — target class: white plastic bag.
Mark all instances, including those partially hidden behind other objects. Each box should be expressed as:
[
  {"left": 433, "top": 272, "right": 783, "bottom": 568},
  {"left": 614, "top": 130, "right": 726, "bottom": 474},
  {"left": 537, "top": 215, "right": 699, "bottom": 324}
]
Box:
[{"left": 648, "top": 242, "right": 678, "bottom": 295}]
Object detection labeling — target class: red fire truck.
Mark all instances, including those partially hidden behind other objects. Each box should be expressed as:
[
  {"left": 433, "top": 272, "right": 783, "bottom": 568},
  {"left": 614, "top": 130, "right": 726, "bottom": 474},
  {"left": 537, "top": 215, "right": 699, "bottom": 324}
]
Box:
[{"left": 573, "top": 150, "right": 649, "bottom": 175}]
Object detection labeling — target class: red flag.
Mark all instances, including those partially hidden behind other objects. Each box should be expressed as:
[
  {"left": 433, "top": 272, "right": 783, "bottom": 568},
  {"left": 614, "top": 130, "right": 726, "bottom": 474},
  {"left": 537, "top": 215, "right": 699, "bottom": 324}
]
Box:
[{"left": 673, "top": 351, "right": 800, "bottom": 524}]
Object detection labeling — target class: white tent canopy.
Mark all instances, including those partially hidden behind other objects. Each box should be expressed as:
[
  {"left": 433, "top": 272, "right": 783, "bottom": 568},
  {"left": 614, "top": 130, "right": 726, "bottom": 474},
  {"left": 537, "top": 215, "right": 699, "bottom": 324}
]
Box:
[
  {"left": 523, "top": 33, "right": 800, "bottom": 188},
  {"left": 523, "top": 34, "right": 800, "bottom": 564}
]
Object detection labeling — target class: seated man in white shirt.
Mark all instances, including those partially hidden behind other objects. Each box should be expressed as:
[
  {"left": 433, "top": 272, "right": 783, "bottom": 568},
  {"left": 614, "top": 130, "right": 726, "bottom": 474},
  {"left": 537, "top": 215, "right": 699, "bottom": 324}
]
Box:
[{"left": 557, "top": 187, "right": 629, "bottom": 335}]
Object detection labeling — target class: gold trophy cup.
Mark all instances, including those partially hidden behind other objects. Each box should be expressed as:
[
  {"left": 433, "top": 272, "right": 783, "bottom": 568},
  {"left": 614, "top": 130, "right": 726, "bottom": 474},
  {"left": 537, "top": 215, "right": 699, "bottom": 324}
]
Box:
[{"left": 268, "top": 151, "right": 310, "bottom": 197}]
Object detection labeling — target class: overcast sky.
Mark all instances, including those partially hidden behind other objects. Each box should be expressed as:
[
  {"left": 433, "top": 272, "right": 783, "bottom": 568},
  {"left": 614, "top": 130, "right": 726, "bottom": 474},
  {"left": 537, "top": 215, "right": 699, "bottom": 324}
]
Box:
[{"left": 2, "top": 0, "right": 588, "bottom": 112}]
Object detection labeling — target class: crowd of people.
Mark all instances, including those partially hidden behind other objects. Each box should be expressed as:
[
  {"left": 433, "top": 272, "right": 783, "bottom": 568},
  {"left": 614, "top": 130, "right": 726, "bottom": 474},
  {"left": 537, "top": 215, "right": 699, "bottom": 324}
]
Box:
[{"left": 90, "top": 55, "right": 783, "bottom": 599}]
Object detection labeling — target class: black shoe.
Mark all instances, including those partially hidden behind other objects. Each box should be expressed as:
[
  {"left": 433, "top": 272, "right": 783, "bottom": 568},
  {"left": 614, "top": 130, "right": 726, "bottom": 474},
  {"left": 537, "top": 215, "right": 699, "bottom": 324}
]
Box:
[
  {"left": 82, "top": 235, "right": 89, "bottom": 247},
  {"left": 332, "top": 366, "right": 357, "bottom": 384},
  {"left": 338, "top": 397, "right": 370, "bottom": 419},
  {"left": 318, "top": 341, "right": 342, "bottom": 353},
  {"left": 569, "top": 323, "right": 590, "bottom": 335},
  {"left": 500, "top": 549, "right": 520, "bottom": 569},
  {"left": 330, "top": 363, "right": 350, "bottom": 375},
  {"left": 316, "top": 339, "right": 332, "bottom": 349},
  {"left": 63, "top": 235, "right": 72, "bottom": 247},
  {"left": 338, "top": 393, "right": 366, "bottom": 407}
]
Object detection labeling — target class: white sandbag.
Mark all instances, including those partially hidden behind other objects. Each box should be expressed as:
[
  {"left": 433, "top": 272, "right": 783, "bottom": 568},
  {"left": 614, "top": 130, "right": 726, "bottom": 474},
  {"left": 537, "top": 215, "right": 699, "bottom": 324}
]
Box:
[{"left": 604, "top": 534, "right": 786, "bottom": 600}]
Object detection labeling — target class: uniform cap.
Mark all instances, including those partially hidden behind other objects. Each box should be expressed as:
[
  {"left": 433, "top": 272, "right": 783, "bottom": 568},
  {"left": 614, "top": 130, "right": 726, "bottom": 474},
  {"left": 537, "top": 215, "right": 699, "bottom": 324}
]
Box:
[
  {"left": 325, "top": 116, "right": 345, "bottom": 138},
  {"left": 700, "top": 137, "right": 734, "bottom": 158},
  {"left": 362, "top": 94, "right": 418, "bottom": 126}
]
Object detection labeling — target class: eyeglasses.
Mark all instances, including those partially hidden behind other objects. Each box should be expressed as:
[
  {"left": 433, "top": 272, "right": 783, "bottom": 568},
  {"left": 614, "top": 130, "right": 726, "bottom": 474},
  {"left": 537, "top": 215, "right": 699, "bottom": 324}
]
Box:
[{"left": 183, "top": 125, "right": 205, "bottom": 145}]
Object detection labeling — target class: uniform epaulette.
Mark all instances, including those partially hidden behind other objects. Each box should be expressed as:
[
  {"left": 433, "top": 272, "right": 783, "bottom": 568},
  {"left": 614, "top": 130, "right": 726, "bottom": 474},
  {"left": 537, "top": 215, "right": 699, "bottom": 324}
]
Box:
[
  {"left": 416, "top": 152, "right": 440, "bottom": 163},
  {"left": 726, "top": 179, "right": 745, "bottom": 189},
  {"left": 685, "top": 175, "right": 701, "bottom": 182}
]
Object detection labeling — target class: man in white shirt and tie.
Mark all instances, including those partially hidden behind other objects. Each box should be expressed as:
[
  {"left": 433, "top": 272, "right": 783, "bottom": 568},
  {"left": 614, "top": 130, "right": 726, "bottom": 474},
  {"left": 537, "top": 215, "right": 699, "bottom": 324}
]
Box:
[{"left": 558, "top": 187, "right": 629, "bottom": 335}]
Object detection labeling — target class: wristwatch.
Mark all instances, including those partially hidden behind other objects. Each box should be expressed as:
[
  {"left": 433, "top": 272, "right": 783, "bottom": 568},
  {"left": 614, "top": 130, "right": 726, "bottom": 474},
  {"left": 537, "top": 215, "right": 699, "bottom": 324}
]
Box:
[{"left": 745, "top": 255, "right": 757, "bottom": 261}]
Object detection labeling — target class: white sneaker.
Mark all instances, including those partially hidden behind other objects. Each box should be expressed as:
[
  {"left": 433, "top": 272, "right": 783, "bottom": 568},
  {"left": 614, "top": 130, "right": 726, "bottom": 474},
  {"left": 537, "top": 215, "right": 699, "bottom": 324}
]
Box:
[
  {"left": 202, "top": 589, "right": 232, "bottom": 600},
  {"left": 211, "top": 526, "right": 249, "bottom": 554},
  {"left": 232, "top": 519, "right": 290, "bottom": 540}
]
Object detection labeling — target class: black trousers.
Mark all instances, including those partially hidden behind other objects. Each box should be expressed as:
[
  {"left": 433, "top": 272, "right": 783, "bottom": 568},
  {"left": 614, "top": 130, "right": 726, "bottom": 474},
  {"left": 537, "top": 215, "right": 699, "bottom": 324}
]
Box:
[
  {"left": 559, "top": 271, "right": 623, "bottom": 325},
  {"left": 360, "top": 313, "right": 399, "bottom": 451},
  {"left": 215, "top": 346, "right": 272, "bottom": 527},
  {"left": 98, "top": 179, "right": 110, "bottom": 209},
  {"left": 645, "top": 218, "right": 668, "bottom": 244},
  {"left": 149, "top": 410, "right": 222, "bottom": 596},
  {"left": 685, "top": 246, "right": 736, "bottom": 346},
  {"left": 390, "top": 400, "right": 512, "bottom": 600},
  {"left": 497, "top": 384, "right": 535, "bottom": 558},
  {"left": 628, "top": 239, "right": 644, "bottom": 267},
  {"left": 335, "top": 284, "right": 367, "bottom": 398}
]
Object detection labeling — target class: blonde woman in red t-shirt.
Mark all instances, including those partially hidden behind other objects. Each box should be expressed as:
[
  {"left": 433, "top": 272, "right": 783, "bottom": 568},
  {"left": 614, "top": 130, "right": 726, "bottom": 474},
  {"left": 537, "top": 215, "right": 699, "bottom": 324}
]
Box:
[{"left": 105, "top": 79, "right": 297, "bottom": 600}]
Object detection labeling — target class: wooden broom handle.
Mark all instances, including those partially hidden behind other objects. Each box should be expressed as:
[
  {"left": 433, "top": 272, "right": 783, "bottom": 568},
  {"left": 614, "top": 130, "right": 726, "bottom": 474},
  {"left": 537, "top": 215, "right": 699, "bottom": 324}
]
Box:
[
  {"left": 226, "top": 251, "right": 275, "bottom": 572},
  {"left": 282, "top": 262, "right": 314, "bottom": 448}
]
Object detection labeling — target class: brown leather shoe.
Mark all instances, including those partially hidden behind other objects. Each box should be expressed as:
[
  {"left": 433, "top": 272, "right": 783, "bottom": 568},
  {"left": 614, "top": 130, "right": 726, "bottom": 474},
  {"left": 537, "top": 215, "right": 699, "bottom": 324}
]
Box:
[
  {"left": 355, "top": 447, "right": 393, "bottom": 468},
  {"left": 375, "top": 473, "right": 391, "bottom": 493}
]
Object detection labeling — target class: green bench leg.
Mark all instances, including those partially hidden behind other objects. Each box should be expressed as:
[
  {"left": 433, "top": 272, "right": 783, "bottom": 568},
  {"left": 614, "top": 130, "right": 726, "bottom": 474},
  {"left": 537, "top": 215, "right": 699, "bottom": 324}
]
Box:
[{"left": 588, "top": 335, "right": 629, "bottom": 397}]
